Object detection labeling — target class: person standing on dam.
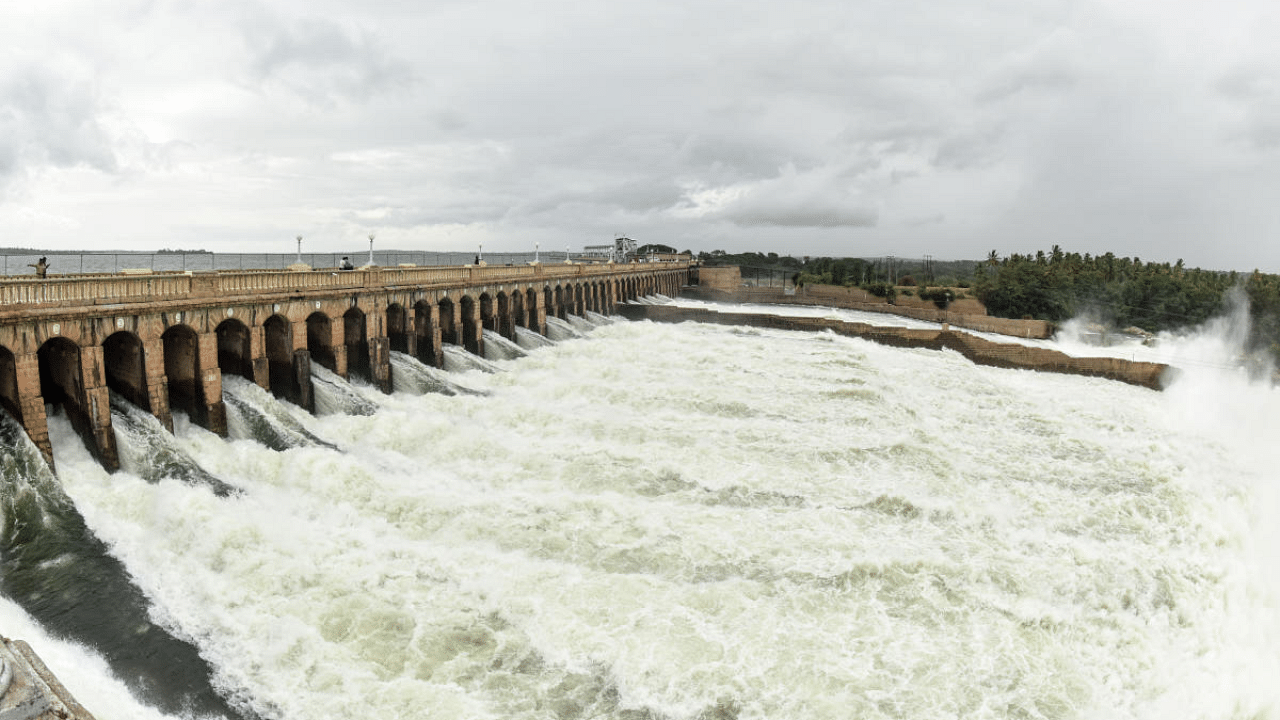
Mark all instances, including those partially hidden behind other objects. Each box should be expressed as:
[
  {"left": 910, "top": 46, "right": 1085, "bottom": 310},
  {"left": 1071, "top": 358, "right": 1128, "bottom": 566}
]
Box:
[{"left": 27, "top": 256, "right": 50, "bottom": 278}]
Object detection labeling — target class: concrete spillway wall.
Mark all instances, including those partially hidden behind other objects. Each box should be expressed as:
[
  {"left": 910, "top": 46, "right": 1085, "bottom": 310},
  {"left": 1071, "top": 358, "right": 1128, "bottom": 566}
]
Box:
[
  {"left": 0, "top": 636, "right": 96, "bottom": 720},
  {"left": 617, "top": 303, "right": 1172, "bottom": 391}
]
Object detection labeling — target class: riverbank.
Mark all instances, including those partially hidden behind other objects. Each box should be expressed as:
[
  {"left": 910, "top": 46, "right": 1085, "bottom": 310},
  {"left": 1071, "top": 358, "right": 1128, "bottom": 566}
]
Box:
[{"left": 620, "top": 302, "right": 1171, "bottom": 390}]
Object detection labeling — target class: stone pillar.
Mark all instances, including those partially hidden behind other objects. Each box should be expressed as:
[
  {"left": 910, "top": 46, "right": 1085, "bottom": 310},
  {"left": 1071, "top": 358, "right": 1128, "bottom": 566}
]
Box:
[
  {"left": 197, "top": 332, "right": 227, "bottom": 437},
  {"left": 366, "top": 309, "right": 392, "bottom": 394},
  {"left": 292, "top": 349, "right": 313, "bottom": 413},
  {"left": 142, "top": 337, "right": 174, "bottom": 433},
  {"left": 532, "top": 290, "right": 547, "bottom": 336},
  {"left": 78, "top": 345, "right": 120, "bottom": 472},
  {"left": 15, "top": 353, "right": 53, "bottom": 470},
  {"left": 249, "top": 325, "right": 269, "bottom": 391},
  {"left": 423, "top": 304, "right": 443, "bottom": 368},
  {"left": 463, "top": 300, "right": 483, "bottom": 357},
  {"left": 330, "top": 320, "right": 349, "bottom": 378}
]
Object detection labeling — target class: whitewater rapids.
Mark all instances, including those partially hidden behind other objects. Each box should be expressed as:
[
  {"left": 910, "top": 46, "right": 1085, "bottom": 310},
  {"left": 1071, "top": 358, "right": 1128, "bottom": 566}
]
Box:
[{"left": 5, "top": 312, "right": 1279, "bottom": 719}]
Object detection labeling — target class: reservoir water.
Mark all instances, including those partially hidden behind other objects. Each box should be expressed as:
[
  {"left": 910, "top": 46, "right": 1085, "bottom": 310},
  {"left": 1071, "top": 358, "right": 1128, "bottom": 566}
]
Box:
[{"left": 2, "top": 301, "right": 1277, "bottom": 719}]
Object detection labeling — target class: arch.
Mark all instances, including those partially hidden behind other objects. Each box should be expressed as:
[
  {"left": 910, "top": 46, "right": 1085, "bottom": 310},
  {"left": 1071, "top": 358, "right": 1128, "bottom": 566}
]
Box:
[
  {"left": 216, "top": 318, "right": 254, "bottom": 381},
  {"left": 103, "top": 330, "right": 150, "bottom": 412},
  {"left": 511, "top": 289, "right": 526, "bottom": 330},
  {"left": 387, "top": 303, "right": 409, "bottom": 355},
  {"left": 162, "top": 324, "right": 203, "bottom": 424},
  {"left": 263, "top": 314, "right": 295, "bottom": 399},
  {"left": 37, "top": 336, "right": 115, "bottom": 467},
  {"left": 0, "top": 344, "right": 22, "bottom": 425},
  {"left": 306, "top": 312, "right": 336, "bottom": 373},
  {"left": 345, "top": 307, "right": 370, "bottom": 381},
  {"left": 438, "top": 297, "right": 458, "bottom": 346},
  {"left": 495, "top": 291, "right": 514, "bottom": 339},
  {"left": 552, "top": 285, "right": 565, "bottom": 320},
  {"left": 480, "top": 292, "right": 497, "bottom": 334},
  {"left": 460, "top": 295, "right": 480, "bottom": 355}
]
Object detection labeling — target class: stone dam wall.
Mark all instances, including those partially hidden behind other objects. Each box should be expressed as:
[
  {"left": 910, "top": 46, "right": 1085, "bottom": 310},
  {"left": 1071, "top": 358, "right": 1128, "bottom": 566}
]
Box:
[{"left": 618, "top": 304, "right": 1171, "bottom": 391}]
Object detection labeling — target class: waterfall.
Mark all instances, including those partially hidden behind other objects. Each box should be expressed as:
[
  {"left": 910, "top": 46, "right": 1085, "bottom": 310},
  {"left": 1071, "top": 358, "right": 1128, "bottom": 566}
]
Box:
[
  {"left": 222, "top": 376, "right": 337, "bottom": 451},
  {"left": 544, "top": 316, "right": 584, "bottom": 341},
  {"left": 2, "top": 410, "right": 251, "bottom": 720},
  {"left": 310, "top": 364, "right": 379, "bottom": 416},
  {"left": 109, "top": 392, "right": 238, "bottom": 497},
  {"left": 514, "top": 325, "right": 556, "bottom": 350},
  {"left": 442, "top": 345, "right": 504, "bottom": 374},
  {"left": 389, "top": 352, "right": 487, "bottom": 396},
  {"left": 481, "top": 332, "right": 528, "bottom": 362}
]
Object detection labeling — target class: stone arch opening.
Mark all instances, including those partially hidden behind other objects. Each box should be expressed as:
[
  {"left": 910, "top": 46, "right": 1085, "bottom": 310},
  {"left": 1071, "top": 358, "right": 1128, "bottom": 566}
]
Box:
[
  {"left": 216, "top": 318, "right": 253, "bottom": 381},
  {"left": 264, "top": 315, "right": 296, "bottom": 401},
  {"left": 0, "top": 344, "right": 22, "bottom": 425},
  {"left": 103, "top": 331, "right": 151, "bottom": 412},
  {"left": 552, "top": 286, "right": 565, "bottom": 320},
  {"left": 37, "top": 337, "right": 103, "bottom": 464},
  {"left": 306, "top": 312, "right": 336, "bottom": 373},
  {"left": 460, "top": 295, "right": 480, "bottom": 355},
  {"left": 511, "top": 290, "right": 526, "bottom": 330},
  {"left": 480, "top": 292, "right": 497, "bottom": 335},
  {"left": 438, "top": 297, "right": 458, "bottom": 346},
  {"left": 344, "top": 307, "right": 370, "bottom": 381},
  {"left": 162, "top": 324, "right": 202, "bottom": 425},
  {"left": 387, "top": 303, "right": 409, "bottom": 354}
]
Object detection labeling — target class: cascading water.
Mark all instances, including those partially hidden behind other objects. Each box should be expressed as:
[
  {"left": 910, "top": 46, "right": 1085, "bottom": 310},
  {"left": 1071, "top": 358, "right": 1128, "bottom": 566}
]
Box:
[
  {"left": 109, "top": 392, "right": 238, "bottom": 496},
  {"left": 481, "top": 332, "right": 528, "bottom": 362},
  {"left": 310, "top": 364, "right": 379, "bottom": 417},
  {"left": 514, "top": 325, "right": 555, "bottom": 350},
  {"left": 4, "top": 307, "right": 1279, "bottom": 720},
  {"left": 442, "top": 345, "right": 503, "bottom": 374},
  {"left": 544, "top": 315, "right": 585, "bottom": 341},
  {"left": 222, "top": 376, "right": 336, "bottom": 451},
  {"left": 388, "top": 352, "right": 486, "bottom": 396},
  {"left": 1, "top": 411, "right": 253, "bottom": 720},
  {"left": 566, "top": 314, "right": 598, "bottom": 333}
]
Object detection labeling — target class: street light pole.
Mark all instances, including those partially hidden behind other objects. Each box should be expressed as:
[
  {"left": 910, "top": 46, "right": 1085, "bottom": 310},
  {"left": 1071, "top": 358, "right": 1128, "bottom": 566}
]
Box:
[
  {"left": 368, "top": 234, "right": 375, "bottom": 267},
  {"left": 296, "top": 236, "right": 302, "bottom": 264},
  {"left": 535, "top": 242, "right": 540, "bottom": 263}
]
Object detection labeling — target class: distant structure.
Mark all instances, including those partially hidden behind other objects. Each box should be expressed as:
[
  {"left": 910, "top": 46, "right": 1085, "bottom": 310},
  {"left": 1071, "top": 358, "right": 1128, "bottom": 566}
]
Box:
[{"left": 581, "top": 237, "right": 638, "bottom": 263}]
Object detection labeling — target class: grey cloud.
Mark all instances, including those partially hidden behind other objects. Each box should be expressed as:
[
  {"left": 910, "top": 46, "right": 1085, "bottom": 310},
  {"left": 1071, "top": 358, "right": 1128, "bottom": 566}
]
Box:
[
  {"left": 0, "top": 69, "right": 118, "bottom": 191},
  {"left": 244, "top": 16, "right": 417, "bottom": 106}
]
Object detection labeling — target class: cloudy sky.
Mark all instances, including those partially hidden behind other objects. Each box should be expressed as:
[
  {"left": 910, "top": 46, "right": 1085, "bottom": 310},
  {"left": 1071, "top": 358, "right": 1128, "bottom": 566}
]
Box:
[{"left": 3, "top": 0, "right": 1280, "bottom": 270}]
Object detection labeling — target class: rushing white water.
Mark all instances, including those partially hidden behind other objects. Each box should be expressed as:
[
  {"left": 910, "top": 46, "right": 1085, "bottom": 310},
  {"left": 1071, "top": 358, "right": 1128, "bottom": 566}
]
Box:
[
  {"left": 11, "top": 308, "right": 1280, "bottom": 720},
  {"left": 482, "top": 333, "right": 529, "bottom": 362},
  {"left": 545, "top": 316, "right": 586, "bottom": 341},
  {"left": 514, "top": 326, "right": 556, "bottom": 350}
]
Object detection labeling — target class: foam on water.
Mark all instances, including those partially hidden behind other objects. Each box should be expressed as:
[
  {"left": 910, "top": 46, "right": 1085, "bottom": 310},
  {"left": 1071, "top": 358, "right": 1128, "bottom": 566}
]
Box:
[{"left": 26, "top": 310, "right": 1280, "bottom": 719}]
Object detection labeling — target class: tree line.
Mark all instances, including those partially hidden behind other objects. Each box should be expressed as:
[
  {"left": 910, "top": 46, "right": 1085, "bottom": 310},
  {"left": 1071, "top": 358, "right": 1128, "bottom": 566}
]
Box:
[{"left": 698, "top": 246, "right": 1280, "bottom": 360}]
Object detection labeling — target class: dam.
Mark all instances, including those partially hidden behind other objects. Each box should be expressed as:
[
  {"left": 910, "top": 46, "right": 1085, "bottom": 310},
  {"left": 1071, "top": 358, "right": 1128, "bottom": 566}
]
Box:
[{"left": 0, "top": 259, "right": 694, "bottom": 472}]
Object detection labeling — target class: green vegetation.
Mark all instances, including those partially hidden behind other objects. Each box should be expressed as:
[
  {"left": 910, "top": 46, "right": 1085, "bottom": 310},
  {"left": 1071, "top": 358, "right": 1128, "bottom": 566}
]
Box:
[
  {"left": 697, "top": 245, "right": 1280, "bottom": 360},
  {"left": 972, "top": 247, "right": 1280, "bottom": 359}
]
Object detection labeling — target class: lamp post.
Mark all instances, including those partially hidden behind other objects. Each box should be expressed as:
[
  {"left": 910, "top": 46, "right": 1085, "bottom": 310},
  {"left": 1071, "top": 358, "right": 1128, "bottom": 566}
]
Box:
[
  {"left": 535, "top": 242, "right": 539, "bottom": 263},
  {"left": 296, "top": 236, "right": 302, "bottom": 264},
  {"left": 478, "top": 244, "right": 483, "bottom": 263},
  {"left": 368, "top": 234, "right": 375, "bottom": 267}
]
